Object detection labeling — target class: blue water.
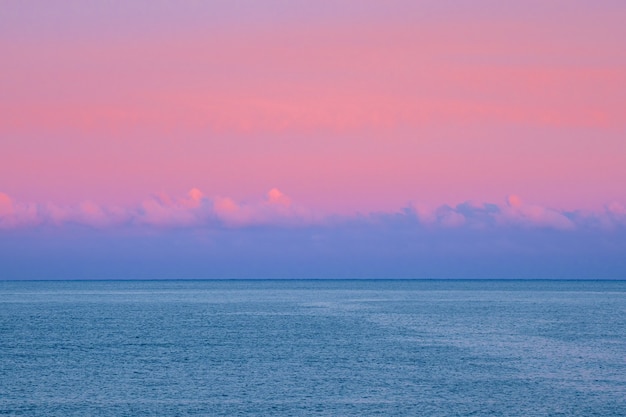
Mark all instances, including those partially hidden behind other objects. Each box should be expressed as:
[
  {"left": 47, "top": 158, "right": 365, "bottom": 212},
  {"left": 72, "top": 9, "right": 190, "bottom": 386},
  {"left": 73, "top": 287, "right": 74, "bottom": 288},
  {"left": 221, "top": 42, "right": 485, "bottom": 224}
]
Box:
[{"left": 1, "top": 280, "right": 625, "bottom": 416}]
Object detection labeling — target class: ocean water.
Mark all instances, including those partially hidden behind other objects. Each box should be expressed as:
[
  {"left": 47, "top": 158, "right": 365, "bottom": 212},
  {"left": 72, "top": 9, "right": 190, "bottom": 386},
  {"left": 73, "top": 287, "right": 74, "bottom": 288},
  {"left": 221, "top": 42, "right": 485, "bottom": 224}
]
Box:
[{"left": 1, "top": 280, "right": 625, "bottom": 416}]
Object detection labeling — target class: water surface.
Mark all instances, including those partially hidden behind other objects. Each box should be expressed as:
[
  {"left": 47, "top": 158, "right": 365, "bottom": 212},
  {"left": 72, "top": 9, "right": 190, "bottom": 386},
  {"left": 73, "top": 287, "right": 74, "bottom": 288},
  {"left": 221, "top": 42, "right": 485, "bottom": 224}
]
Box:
[{"left": 1, "top": 280, "right": 625, "bottom": 415}]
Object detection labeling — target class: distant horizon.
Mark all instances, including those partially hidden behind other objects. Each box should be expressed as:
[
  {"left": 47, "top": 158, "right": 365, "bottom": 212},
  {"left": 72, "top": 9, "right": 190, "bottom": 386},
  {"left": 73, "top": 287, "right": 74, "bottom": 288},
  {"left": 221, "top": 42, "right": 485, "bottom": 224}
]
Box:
[{"left": 2, "top": 277, "right": 626, "bottom": 282}]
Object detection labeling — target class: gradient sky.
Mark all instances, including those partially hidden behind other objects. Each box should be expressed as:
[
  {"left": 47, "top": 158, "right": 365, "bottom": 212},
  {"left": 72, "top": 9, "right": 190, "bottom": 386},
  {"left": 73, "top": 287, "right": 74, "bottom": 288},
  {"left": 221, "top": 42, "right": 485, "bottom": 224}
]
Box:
[{"left": 1, "top": 1, "right": 625, "bottom": 279}]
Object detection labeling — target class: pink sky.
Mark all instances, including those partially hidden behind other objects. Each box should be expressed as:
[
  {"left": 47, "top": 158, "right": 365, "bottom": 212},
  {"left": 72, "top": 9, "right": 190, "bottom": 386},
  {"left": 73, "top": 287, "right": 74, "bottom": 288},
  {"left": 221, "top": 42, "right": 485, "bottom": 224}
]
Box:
[{"left": 1, "top": 1, "right": 625, "bottom": 214}]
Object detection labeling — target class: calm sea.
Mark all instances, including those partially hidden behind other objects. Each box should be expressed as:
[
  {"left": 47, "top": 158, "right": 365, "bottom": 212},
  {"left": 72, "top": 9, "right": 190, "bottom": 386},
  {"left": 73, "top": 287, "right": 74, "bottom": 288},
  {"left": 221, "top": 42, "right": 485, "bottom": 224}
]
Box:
[{"left": 1, "top": 280, "right": 625, "bottom": 416}]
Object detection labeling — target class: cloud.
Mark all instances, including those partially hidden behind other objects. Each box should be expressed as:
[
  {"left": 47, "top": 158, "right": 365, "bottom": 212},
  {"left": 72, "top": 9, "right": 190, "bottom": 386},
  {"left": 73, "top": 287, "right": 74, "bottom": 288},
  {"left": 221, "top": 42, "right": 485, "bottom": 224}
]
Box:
[
  {"left": 605, "top": 202, "right": 626, "bottom": 226},
  {"left": 0, "top": 192, "right": 14, "bottom": 217},
  {"left": 411, "top": 202, "right": 436, "bottom": 225},
  {"left": 2, "top": 190, "right": 626, "bottom": 279},
  {"left": 0, "top": 189, "right": 623, "bottom": 233},
  {"left": 267, "top": 188, "right": 291, "bottom": 207},
  {"left": 181, "top": 188, "right": 204, "bottom": 209},
  {"left": 137, "top": 189, "right": 212, "bottom": 227},
  {"left": 2, "top": 194, "right": 130, "bottom": 229},
  {"left": 499, "top": 194, "right": 575, "bottom": 230},
  {"left": 0, "top": 187, "right": 313, "bottom": 230},
  {"left": 410, "top": 202, "right": 472, "bottom": 227},
  {"left": 506, "top": 194, "right": 523, "bottom": 209},
  {"left": 405, "top": 195, "right": 578, "bottom": 231},
  {"left": 607, "top": 202, "right": 626, "bottom": 216},
  {"left": 214, "top": 188, "right": 310, "bottom": 227},
  {"left": 433, "top": 205, "right": 466, "bottom": 228},
  {"left": 213, "top": 196, "right": 249, "bottom": 226},
  {"left": 0, "top": 192, "right": 42, "bottom": 229}
]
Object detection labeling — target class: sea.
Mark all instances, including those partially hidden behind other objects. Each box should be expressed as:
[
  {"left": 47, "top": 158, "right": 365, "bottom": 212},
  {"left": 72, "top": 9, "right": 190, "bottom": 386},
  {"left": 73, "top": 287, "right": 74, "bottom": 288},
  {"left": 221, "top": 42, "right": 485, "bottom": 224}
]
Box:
[{"left": 1, "top": 279, "right": 625, "bottom": 416}]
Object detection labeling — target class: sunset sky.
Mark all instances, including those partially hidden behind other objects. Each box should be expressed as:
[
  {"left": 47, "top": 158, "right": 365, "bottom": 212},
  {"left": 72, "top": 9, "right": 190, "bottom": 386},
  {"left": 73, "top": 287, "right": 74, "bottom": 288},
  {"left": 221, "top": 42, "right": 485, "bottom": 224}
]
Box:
[{"left": 1, "top": 1, "right": 625, "bottom": 279}]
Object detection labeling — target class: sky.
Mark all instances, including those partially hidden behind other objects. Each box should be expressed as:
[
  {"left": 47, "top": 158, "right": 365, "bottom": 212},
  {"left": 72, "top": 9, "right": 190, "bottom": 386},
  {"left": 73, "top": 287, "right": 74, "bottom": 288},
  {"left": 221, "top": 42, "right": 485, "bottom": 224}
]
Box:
[{"left": 1, "top": 1, "right": 625, "bottom": 279}]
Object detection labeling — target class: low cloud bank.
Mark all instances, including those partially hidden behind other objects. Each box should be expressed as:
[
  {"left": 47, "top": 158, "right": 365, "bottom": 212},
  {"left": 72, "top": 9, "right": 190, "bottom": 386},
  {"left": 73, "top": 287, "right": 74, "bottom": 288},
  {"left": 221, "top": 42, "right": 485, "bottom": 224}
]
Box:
[
  {"left": 2, "top": 189, "right": 625, "bottom": 280},
  {"left": 0, "top": 188, "right": 313, "bottom": 230},
  {"left": 1, "top": 189, "right": 625, "bottom": 231}
]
